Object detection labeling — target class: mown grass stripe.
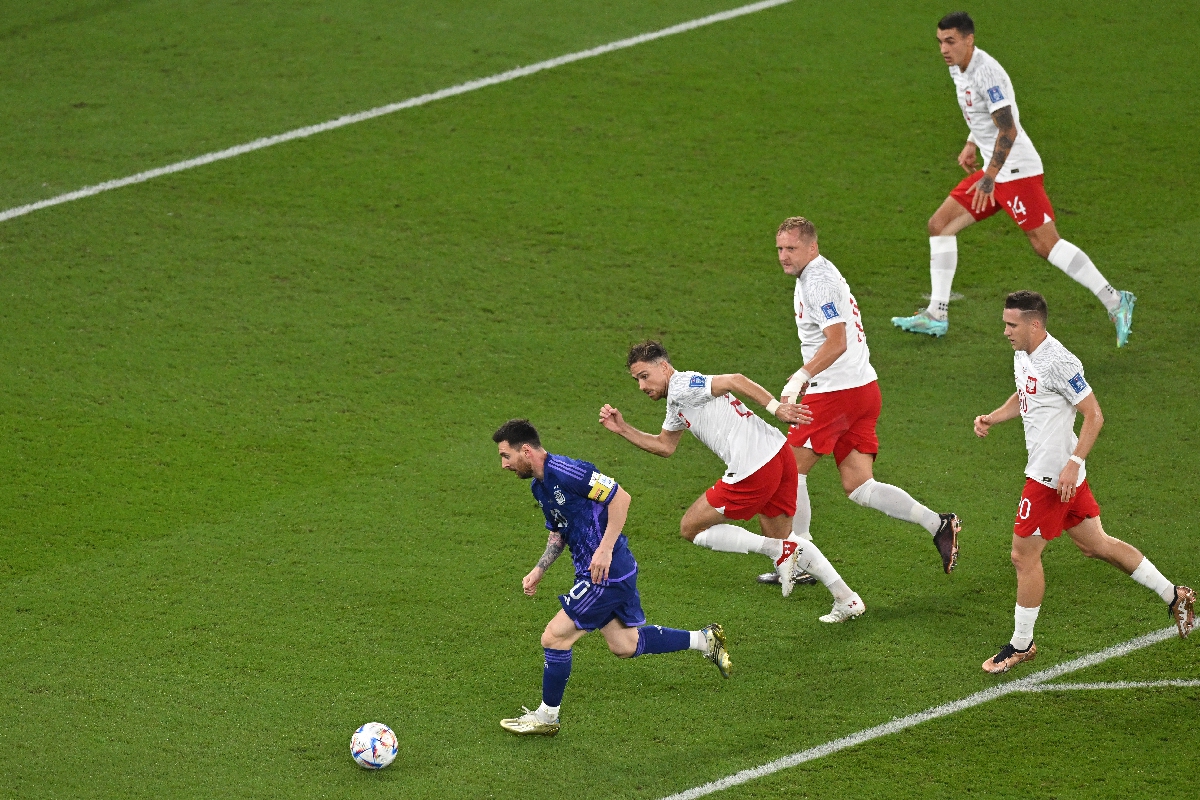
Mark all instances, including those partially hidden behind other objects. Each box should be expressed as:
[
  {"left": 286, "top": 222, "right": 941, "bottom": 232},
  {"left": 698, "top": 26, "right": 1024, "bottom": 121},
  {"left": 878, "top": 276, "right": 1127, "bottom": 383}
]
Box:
[{"left": 0, "top": 0, "right": 792, "bottom": 225}]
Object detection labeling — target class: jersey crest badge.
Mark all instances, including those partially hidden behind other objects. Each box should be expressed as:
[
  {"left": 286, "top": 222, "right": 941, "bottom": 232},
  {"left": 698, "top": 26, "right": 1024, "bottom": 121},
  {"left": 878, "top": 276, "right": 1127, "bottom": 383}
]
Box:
[
  {"left": 689, "top": 374, "right": 707, "bottom": 388},
  {"left": 821, "top": 302, "right": 839, "bottom": 320},
  {"left": 965, "top": 89, "right": 973, "bottom": 107},
  {"left": 554, "top": 488, "right": 566, "bottom": 505},
  {"left": 986, "top": 85, "right": 1004, "bottom": 103},
  {"left": 1068, "top": 373, "right": 1088, "bottom": 393},
  {"left": 1025, "top": 376, "right": 1038, "bottom": 394},
  {"left": 587, "top": 472, "right": 616, "bottom": 502}
]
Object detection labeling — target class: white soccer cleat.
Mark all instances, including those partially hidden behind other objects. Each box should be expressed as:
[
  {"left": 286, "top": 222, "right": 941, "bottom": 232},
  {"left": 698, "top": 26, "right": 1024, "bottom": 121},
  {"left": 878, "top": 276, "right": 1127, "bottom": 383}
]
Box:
[
  {"left": 776, "top": 540, "right": 799, "bottom": 597},
  {"left": 819, "top": 592, "right": 866, "bottom": 623}
]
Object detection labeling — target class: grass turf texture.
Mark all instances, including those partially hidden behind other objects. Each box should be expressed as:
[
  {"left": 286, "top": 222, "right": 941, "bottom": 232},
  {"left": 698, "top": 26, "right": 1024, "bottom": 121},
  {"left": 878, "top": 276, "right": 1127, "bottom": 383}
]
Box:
[{"left": 1, "top": 0, "right": 1198, "bottom": 797}]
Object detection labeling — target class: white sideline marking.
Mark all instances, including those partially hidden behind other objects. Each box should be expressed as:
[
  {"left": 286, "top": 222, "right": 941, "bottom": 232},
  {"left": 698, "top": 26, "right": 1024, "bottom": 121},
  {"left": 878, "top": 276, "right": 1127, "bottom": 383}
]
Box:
[
  {"left": 1024, "top": 679, "right": 1200, "bottom": 692},
  {"left": 0, "top": 0, "right": 793, "bottom": 225},
  {"left": 660, "top": 626, "right": 1182, "bottom": 800}
]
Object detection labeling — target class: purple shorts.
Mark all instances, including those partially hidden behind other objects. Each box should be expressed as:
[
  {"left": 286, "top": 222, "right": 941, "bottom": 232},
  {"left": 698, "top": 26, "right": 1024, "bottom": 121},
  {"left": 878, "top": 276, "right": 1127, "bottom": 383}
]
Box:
[{"left": 558, "top": 573, "right": 645, "bottom": 630}]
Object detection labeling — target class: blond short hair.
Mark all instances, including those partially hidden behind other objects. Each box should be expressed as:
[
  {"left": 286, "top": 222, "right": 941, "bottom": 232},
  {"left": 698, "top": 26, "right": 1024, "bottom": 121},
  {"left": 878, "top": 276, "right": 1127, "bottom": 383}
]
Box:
[{"left": 777, "top": 216, "right": 817, "bottom": 241}]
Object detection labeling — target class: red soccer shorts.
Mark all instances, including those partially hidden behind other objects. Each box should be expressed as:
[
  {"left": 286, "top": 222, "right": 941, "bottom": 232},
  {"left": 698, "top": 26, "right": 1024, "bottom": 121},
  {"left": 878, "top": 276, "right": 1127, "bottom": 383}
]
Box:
[
  {"left": 786, "top": 381, "right": 881, "bottom": 465},
  {"left": 950, "top": 170, "right": 1056, "bottom": 232},
  {"left": 1013, "top": 478, "right": 1101, "bottom": 540},
  {"left": 705, "top": 444, "right": 797, "bottom": 521}
]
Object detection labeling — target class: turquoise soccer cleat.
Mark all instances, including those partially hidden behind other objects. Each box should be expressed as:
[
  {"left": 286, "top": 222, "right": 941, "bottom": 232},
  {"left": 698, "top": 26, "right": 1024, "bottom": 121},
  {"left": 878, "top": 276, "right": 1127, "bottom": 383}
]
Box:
[
  {"left": 891, "top": 309, "right": 949, "bottom": 337},
  {"left": 1110, "top": 290, "right": 1136, "bottom": 347}
]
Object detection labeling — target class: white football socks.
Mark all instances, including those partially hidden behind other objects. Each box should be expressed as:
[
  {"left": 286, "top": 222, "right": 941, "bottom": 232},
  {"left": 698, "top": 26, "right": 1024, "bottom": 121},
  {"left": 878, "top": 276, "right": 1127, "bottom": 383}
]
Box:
[
  {"left": 1047, "top": 239, "right": 1121, "bottom": 312},
  {"left": 926, "top": 235, "right": 957, "bottom": 321},
  {"left": 848, "top": 479, "right": 942, "bottom": 535},
  {"left": 793, "top": 473, "right": 813, "bottom": 541},
  {"left": 536, "top": 702, "right": 560, "bottom": 722},
  {"left": 1011, "top": 604, "right": 1040, "bottom": 650},
  {"left": 1129, "top": 557, "right": 1175, "bottom": 603},
  {"left": 693, "top": 524, "right": 783, "bottom": 562},
  {"left": 790, "top": 537, "right": 855, "bottom": 602},
  {"left": 689, "top": 630, "right": 711, "bottom": 654}
]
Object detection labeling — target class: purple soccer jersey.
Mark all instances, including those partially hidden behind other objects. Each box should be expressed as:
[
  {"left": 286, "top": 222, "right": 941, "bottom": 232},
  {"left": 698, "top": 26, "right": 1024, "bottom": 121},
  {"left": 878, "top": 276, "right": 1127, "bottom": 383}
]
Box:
[{"left": 530, "top": 454, "right": 638, "bottom": 584}]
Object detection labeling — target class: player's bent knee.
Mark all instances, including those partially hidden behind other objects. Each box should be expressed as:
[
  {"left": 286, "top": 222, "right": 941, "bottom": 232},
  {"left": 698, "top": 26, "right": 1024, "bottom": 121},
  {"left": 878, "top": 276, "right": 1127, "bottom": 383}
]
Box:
[{"left": 608, "top": 640, "right": 637, "bottom": 659}]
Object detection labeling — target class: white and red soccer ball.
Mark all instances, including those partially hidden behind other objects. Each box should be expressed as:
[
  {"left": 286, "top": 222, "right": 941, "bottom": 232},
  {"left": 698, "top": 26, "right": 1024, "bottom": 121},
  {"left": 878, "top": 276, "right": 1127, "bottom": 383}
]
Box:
[{"left": 350, "top": 722, "right": 397, "bottom": 770}]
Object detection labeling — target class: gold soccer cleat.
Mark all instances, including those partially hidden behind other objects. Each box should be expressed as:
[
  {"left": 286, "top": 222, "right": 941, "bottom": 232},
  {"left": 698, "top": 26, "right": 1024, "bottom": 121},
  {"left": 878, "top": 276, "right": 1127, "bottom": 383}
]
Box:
[
  {"left": 701, "top": 623, "right": 732, "bottom": 679},
  {"left": 1170, "top": 586, "right": 1196, "bottom": 639},
  {"left": 982, "top": 641, "right": 1037, "bottom": 674},
  {"left": 500, "top": 707, "right": 560, "bottom": 737}
]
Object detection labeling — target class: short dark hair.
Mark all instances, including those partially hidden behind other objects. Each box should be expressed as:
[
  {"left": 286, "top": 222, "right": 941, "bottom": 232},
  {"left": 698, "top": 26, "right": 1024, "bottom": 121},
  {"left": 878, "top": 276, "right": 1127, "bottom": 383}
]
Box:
[
  {"left": 938, "top": 11, "right": 974, "bottom": 35},
  {"left": 492, "top": 418, "right": 541, "bottom": 449},
  {"left": 1005, "top": 290, "right": 1048, "bottom": 323},
  {"left": 626, "top": 340, "right": 670, "bottom": 370}
]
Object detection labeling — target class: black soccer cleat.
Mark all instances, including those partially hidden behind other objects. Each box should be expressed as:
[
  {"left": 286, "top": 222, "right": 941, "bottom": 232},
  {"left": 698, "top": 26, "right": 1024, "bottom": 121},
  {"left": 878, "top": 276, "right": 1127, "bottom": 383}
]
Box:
[
  {"left": 933, "top": 513, "right": 960, "bottom": 574},
  {"left": 757, "top": 570, "right": 817, "bottom": 586}
]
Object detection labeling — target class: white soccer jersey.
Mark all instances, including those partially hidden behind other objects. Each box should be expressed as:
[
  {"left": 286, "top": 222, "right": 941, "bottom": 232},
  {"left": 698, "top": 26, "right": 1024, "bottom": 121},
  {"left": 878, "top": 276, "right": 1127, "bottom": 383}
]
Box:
[
  {"left": 793, "top": 256, "right": 877, "bottom": 394},
  {"left": 1014, "top": 333, "right": 1092, "bottom": 489},
  {"left": 663, "top": 370, "right": 786, "bottom": 484},
  {"left": 952, "top": 47, "right": 1044, "bottom": 183}
]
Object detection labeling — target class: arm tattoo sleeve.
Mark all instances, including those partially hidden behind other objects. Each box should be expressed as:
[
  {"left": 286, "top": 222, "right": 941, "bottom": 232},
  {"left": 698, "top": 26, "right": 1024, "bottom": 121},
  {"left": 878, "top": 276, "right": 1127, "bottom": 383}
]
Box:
[
  {"left": 536, "top": 532, "right": 566, "bottom": 571},
  {"left": 988, "top": 107, "right": 1017, "bottom": 172}
]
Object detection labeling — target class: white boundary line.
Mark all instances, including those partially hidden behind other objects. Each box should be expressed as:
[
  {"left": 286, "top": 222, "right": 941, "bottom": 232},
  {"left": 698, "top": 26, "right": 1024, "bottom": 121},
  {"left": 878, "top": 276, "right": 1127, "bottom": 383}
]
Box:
[
  {"left": 1024, "top": 679, "right": 1200, "bottom": 691},
  {"left": 660, "top": 626, "right": 1185, "bottom": 800},
  {"left": 0, "top": 0, "right": 793, "bottom": 225}
]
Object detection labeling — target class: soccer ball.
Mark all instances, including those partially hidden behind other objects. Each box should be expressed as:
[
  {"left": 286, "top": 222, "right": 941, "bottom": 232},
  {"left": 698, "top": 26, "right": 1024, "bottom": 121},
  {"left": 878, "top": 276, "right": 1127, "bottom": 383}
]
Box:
[{"left": 350, "top": 722, "right": 398, "bottom": 770}]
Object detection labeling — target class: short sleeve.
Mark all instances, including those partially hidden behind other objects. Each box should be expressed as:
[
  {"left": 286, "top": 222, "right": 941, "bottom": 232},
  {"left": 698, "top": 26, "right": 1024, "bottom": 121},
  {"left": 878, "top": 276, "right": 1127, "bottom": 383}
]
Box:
[
  {"left": 663, "top": 372, "right": 712, "bottom": 430},
  {"left": 554, "top": 459, "right": 620, "bottom": 506},
  {"left": 1046, "top": 356, "right": 1092, "bottom": 406},
  {"left": 584, "top": 470, "right": 619, "bottom": 506},
  {"left": 975, "top": 64, "right": 1014, "bottom": 114},
  {"left": 662, "top": 407, "right": 688, "bottom": 431},
  {"left": 673, "top": 372, "right": 715, "bottom": 404},
  {"left": 806, "top": 277, "right": 849, "bottom": 331}
]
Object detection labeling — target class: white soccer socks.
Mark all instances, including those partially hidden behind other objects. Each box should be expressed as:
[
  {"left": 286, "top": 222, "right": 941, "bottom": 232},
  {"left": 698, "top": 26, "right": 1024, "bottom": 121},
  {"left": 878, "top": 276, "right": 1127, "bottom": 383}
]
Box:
[
  {"left": 1047, "top": 239, "right": 1121, "bottom": 312},
  {"left": 1011, "top": 604, "right": 1041, "bottom": 650},
  {"left": 926, "top": 235, "right": 957, "bottom": 321},
  {"left": 793, "top": 474, "right": 813, "bottom": 541},
  {"left": 688, "top": 630, "right": 711, "bottom": 654},
  {"left": 693, "top": 524, "right": 783, "bottom": 562},
  {"left": 790, "top": 537, "right": 855, "bottom": 603},
  {"left": 848, "top": 479, "right": 942, "bottom": 535},
  {"left": 1129, "top": 557, "right": 1176, "bottom": 603},
  {"left": 536, "top": 702, "right": 560, "bottom": 723}
]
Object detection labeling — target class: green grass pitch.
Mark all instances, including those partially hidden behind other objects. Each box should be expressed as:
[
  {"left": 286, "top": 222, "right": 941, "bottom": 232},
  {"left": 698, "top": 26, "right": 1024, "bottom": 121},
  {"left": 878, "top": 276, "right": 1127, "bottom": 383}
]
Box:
[{"left": 2, "top": 1, "right": 1198, "bottom": 797}]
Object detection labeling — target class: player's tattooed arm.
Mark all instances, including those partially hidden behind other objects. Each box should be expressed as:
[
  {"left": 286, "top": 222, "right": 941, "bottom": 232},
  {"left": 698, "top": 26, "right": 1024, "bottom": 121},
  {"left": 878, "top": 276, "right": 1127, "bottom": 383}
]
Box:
[
  {"left": 982, "top": 106, "right": 1018, "bottom": 189},
  {"left": 536, "top": 532, "right": 566, "bottom": 571}
]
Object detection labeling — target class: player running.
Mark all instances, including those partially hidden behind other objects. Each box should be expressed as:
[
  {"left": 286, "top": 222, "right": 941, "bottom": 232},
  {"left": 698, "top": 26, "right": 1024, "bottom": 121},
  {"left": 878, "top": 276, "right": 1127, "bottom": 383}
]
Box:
[
  {"left": 599, "top": 341, "right": 867, "bottom": 623},
  {"left": 892, "top": 12, "right": 1136, "bottom": 347},
  {"left": 769, "top": 217, "right": 960, "bottom": 590},
  {"left": 493, "top": 419, "right": 731, "bottom": 736},
  {"left": 973, "top": 291, "right": 1194, "bottom": 674}
]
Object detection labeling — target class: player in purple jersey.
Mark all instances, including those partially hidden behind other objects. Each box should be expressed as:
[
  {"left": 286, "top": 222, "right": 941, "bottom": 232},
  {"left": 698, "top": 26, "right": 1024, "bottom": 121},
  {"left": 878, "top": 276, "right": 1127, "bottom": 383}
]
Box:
[{"left": 493, "top": 419, "right": 731, "bottom": 736}]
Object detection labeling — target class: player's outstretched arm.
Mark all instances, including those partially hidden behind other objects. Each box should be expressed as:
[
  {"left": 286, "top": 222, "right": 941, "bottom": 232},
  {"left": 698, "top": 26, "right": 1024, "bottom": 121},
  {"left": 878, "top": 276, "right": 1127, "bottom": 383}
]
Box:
[
  {"left": 709, "top": 374, "right": 810, "bottom": 425},
  {"left": 1055, "top": 394, "right": 1104, "bottom": 501},
  {"left": 599, "top": 404, "right": 683, "bottom": 457},
  {"left": 523, "top": 532, "right": 565, "bottom": 596},
  {"left": 974, "top": 392, "right": 1020, "bottom": 437},
  {"left": 588, "top": 487, "right": 631, "bottom": 584}
]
